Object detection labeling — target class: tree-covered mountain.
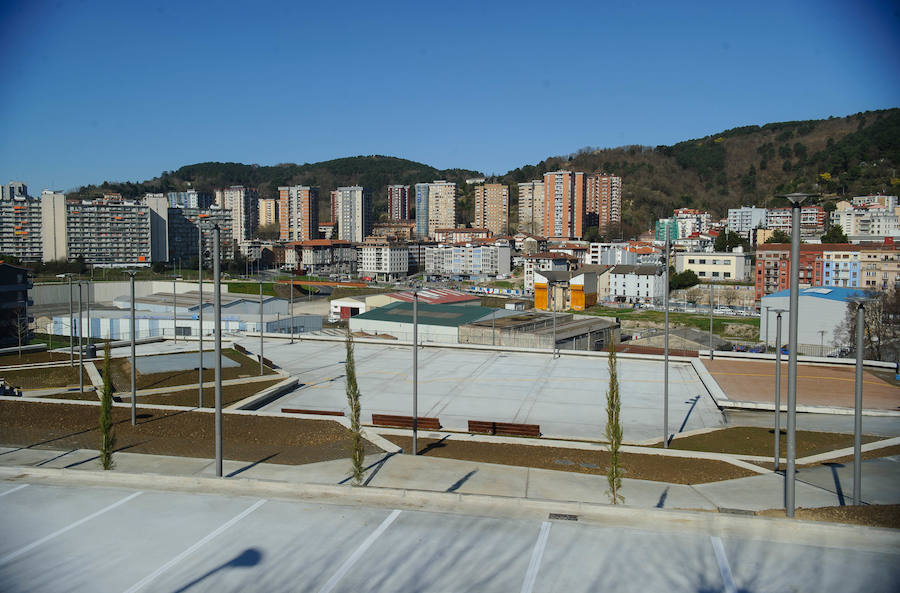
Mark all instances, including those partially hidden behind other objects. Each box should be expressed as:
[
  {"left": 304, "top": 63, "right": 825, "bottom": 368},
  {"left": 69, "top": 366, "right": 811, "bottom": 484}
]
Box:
[{"left": 69, "top": 109, "right": 900, "bottom": 237}]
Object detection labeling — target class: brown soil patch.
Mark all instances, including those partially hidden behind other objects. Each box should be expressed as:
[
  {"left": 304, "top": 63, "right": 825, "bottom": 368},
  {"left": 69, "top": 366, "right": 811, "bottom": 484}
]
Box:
[
  {"left": 703, "top": 359, "right": 900, "bottom": 410},
  {"left": 751, "top": 445, "right": 900, "bottom": 470},
  {"left": 48, "top": 379, "right": 284, "bottom": 408},
  {"left": 384, "top": 436, "right": 755, "bottom": 484},
  {"left": 2, "top": 365, "right": 82, "bottom": 390},
  {"left": 661, "top": 426, "right": 883, "bottom": 457},
  {"left": 0, "top": 351, "right": 72, "bottom": 365},
  {"left": 108, "top": 349, "right": 276, "bottom": 392},
  {"left": 758, "top": 504, "right": 900, "bottom": 529},
  {"left": 0, "top": 400, "right": 381, "bottom": 465}
]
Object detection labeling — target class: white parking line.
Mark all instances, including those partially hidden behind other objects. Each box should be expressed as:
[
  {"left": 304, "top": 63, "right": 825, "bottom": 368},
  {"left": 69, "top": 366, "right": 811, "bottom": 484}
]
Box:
[
  {"left": 0, "top": 484, "right": 28, "bottom": 497},
  {"left": 317, "top": 509, "right": 402, "bottom": 593},
  {"left": 122, "top": 498, "right": 266, "bottom": 593},
  {"left": 521, "top": 521, "right": 552, "bottom": 593},
  {"left": 0, "top": 491, "right": 143, "bottom": 566},
  {"left": 710, "top": 536, "right": 737, "bottom": 593}
]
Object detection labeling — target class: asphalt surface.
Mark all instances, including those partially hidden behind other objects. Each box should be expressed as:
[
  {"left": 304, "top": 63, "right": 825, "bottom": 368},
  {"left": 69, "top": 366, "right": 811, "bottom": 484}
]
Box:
[
  {"left": 239, "top": 338, "right": 726, "bottom": 442},
  {"left": 1, "top": 479, "right": 897, "bottom": 593}
]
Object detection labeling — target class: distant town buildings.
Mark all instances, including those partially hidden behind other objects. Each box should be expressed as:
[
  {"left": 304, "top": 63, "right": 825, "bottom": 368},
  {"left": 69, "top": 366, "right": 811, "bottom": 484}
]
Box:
[
  {"left": 425, "top": 241, "right": 511, "bottom": 280},
  {"left": 258, "top": 198, "right": 278, "bottom": 227},
  {"left": 0, "top": 185, "right": 42, "bottom": 262},
  {"left": 167, "top": 190, "right": 213, "bottom": 209},
  {"left": 415, "top": 180, "right": 457, "bottom": 239},
  {"left": 517, "top": 180, "right": 544, "bottom": 236},
  {"left": 727, "top": 206, "right": 767, "bottom": 237},
  {"left": 675, "top": 251, "right": 752, "bottom": 282},
  {"left": 358, "top": 237, "right": 408, "bottom": 282},
  {"left": 167, "top": 207, "right": 233, "bottom": 265},
  {"left": 333, "top": 186, "right": 373, "bottom": 242},
  {"left": 543, "top": 170, "right": 586, "bottom": 240},
  {"left": 474, "top": 183, "right": 509, "bottom": 236},
  {"left": 586, "top": 174, "right": 621, "bottom": 232},
  {"left": 765, "top": 205, "right": 825, "bottom": 237},
  {"left": 215, "top": 185, "right": 258, "bottom": 244},
  {"left": 278, "top": 185, "right": 319, "bottom": 243},
  {"left": 433, "top": 228, "right": 491, "bottom": 244},
  {"left": 387, "top": 185, "right": 410, "bottom": 220}
]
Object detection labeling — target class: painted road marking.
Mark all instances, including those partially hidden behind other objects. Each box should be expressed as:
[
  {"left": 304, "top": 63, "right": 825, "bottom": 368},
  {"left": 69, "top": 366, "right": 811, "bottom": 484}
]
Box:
[
  {"left": 710, "top": 371, "right": 886, "bottom": 386},
  {"left": 710, "top": 535, "right": 737, "bottom": 593},
  {"left": 317, "top": 509, "right": 402, "bottom": 593},
  {"left": 0, "top": 484, "right": 28, "bottom": 497},
  {"left": 122, "top": 498, "right": 266, "bottom": 593},
  {"left": 521, "top": 521, "right": 552, "bottom": 593},
  {"left": 0, "top": 491, "right": 143, "bottom": 566}
]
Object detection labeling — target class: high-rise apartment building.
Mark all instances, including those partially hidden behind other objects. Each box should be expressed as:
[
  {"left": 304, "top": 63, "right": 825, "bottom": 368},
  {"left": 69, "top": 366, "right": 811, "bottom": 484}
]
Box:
[
  {"left": 0, "top": 187, "right": 42, "bottom": 262},
  {"left": 330, "top": 190, "right": 338, "bottom": 224},
  {"left": 168, "top": 207, "right": 234, "bottom": 264},
  {"left": 517, "top": 181, "right": 544, "bottom": 236},
  {"left": 543, "top": 171, "right": 586, "bottom": 240},
  {"left": 415, "top": 181, "right": 457, "bottom": 239},
  {"left": 215, "top": 185, "right": 258, "bottom": 243},
  {"left": 278, "top": 185, "right": 320, "bottom": 243},
  {"left": 167, "top": 190, "right": 213, "bottom": 209},
  {"left": 387, "top": 185, "right": 410, "bottom": 220},
  {"left": 586, "top": 174, "right": 621, "bottom": 232},
  {"left": 474, "top": 183, "right": 509, "bottom": 236},
  {"left": 258, "top": 198, "right": 278, "bottom": 227},
  {"left": 334, "top": 186, "right": 373, "bottom": 242},
  {"left": 766, "top": 206, "right": 825, "bottom": 237},
  {"left": 727, "top": 206, "right": 768, "bottom": 235}
]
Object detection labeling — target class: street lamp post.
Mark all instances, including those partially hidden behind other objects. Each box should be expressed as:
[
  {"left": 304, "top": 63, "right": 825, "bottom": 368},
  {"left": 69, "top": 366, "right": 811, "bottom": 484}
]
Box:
[
  {"left": 77, "top": 282, "right": 83, "bottom": 394},
  {"left": 259, "top": 278, "right": 264, "bottom": 376},
  {"left": 782, "top": 192, "right": 815, "bottom": 518},
  {"left": 847, "top": 297, "right": 872, "bottom": 505},
  {"left": 86, "top": 280, "right": 91, "bottom": 353},
  {"left": 770, "top": 308, "right": 786, "bottom": 471},
  {"left": 127, "top": 271, "right": 137, "bottom": 425},
  {"left": 213, "top": 225, "right": 223, "bottom": 477},
  {"left": 663, "top": 231, "right": 670, "bottom": 448},
  {"left": 412, "top": 288, "right": 419, "bottom": 455},
  {"left": 198, "top": 228, "right": 204, "bottom": 408},
  {"left": 709, "top": 282, "right": 714, "bottom": 360},
  {"left": 57, "top": 274, "right": 74, "bottom": 366},
  {"left": 173, "top": 277, "right": 177, "bottom": 343},
  {"left": 289, "top": 279, "right": 294, "bottom": 344}
]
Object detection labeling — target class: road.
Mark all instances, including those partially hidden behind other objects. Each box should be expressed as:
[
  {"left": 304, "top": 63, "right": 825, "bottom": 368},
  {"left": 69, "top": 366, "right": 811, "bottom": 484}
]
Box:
[{"left": 1, "top": 478, "right": 897, "bottom": 593}]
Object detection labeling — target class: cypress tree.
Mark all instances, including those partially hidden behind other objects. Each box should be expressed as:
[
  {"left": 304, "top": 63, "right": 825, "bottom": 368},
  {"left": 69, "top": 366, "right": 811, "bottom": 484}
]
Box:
[
  {"left": 345, "top": 329, "right": 365, "bottom": 485},
  {"left": 99, "top": 342, "right": 116, "bottom": 470},
  {"left": 605, "top": 343, "right": 624, "bottom": 504}
]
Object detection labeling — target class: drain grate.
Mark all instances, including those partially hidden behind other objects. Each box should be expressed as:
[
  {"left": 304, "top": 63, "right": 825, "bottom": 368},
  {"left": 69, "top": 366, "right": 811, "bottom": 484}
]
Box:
[
  {"left": 548, "top": 513, "right": 578, "bottom": 521},
  {"left": 717, "top": 507, "right": 755, "bottom": 516}
]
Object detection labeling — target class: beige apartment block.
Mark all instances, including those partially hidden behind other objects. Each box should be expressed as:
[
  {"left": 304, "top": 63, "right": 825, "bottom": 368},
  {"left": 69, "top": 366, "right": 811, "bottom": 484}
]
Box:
[
  {"left": 474, "top": 183, "right": 509, "bottom": 236},
  {"left": 278, "top": 185, "right": 319, "bottom": 242},
  {"left": 517, "top": 180, "right": 544, "bottom": 236},
  {"left": 586, "top": 174, "right": 621, "bottom": 231},
  {"left": 258, "top": 198, "right": 277, "bottom": 227}
]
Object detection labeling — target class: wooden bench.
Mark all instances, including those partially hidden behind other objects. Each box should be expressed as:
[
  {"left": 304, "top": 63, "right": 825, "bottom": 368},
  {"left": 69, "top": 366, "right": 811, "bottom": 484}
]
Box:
[
  {"left": 371, "top": 414, "right": 441, "bottom": 431},
  {"left": 468, "top": 420, "right": 541, "bottom": 438},
  {"left": 281, "top": 408, "right": 345, "bottom": 417}
]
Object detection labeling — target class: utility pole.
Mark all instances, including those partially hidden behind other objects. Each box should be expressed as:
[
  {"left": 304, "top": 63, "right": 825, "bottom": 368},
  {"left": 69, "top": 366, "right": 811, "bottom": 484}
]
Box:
[
  {"left": 771, "top": 309, "right": 785, "bottom": 471},
  {"left": 663, "top": 231, "right": 670, "bottom": 448},
  {"left": 290, "top": 279, "right": 294, "bottom": 344},
  {"left": 849, "top": 297, "right": 871, "bottom": 505},
  {"left": 173, "top": 277, "right": 177, "bottom": 343},
  {"left": 213, "top": 225, "right": 223, "bottom": 478},
  {"left": 709, "top": 282, "right": 714, "bottom": 360},
  {"left": 77, "top": 282, "right": 83, "bottom": 394}
]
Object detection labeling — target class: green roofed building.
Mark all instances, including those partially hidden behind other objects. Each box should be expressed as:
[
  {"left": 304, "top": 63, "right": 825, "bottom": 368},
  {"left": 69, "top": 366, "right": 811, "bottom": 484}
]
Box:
[{"left": 348, "top": 301, "right": 503, "bottom": 344}]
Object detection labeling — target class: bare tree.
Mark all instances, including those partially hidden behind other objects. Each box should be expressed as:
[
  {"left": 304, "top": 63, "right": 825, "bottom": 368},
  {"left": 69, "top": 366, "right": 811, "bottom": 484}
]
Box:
[
  {"left": 833, "top": 289, "right": 900, "bottom": 362},
  {"left": 99, "top": 342, "right": 116, "bottom": 470},
  {"left": 14, "top": 313, "right": 30, "bottom": 359}
]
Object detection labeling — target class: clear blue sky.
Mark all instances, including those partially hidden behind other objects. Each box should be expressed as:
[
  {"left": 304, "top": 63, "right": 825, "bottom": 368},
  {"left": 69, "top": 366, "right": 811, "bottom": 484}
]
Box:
[{"left": 2, "top": 0, "right": 898, "bottom": 193}]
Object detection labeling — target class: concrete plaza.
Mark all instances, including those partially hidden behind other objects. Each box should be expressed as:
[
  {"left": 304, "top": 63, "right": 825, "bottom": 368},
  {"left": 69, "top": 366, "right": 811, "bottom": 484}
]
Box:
[{"left": 243, "top": 338, "right": 726, "bottom": 442}]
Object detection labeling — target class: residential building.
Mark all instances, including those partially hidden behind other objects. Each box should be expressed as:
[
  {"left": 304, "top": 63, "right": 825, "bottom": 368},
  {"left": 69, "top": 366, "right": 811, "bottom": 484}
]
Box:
[
  {"left": 727, "top": 206, "right": 768, "bottom": 236},
  {"left": 387, "top": 185, "right": 410, "bottom": 220},
  {"left": 415, "top": 180, "right": 457, "bottom": 239},
  {"left": 296, "top": 239, "right": 357, "bottom": 276},
  {"left": 754, "top": 244, "right": 828, "bottom": 301},
  {"left": 40, "top": 191, "right": 67, "bottom": 262},
  {"left": 474, "top": 183, "right": 509, "bottom": 236},
  {"left": 523, "top": 252, "right": 579, "bottom": 291},
  {"left": 425, "top": 241, "right": 511, "bottom": 280},
  {"left": 278, "top": 185, "right": 320, "bottom": 242},
  {"left": 586, "top": 174, "right": 621, "bottom": 232},
  {"left": 549, "top": 243, "right": 589, "bottom": 265},
  {"left": 258, "top": 198, "right": 278, "bottom": 227},
  {"left": 0, "top": 189, "right": 42, "bottom": 262},
  {"left": 822, "top": 246, "right": 862, "bottom": 288},
  {"left": 373, "top": 220, "right": 416, "bottom": 241},
  {"left": 608, "top": 264, "right": 665, "bottom": 304},
  {"left": 318, "top": 222, "right": 335, "bottom": 240},
  {"left": 406, "top": 241, "right": 436, "bottom": 273},
  {"left": 859, "top": 239, "right": 900, "bottom": 290},
  {"left": 673, "top": 208, "right": 712, "bottom": 237},
  {"left": 433, "top": 228, "right": 491, "bottom": 243},
  {"left": 675, "top": 251, "right": 752, "bottom": 282},
  {"left": 167, "top": 207, "right": 234, "bottom": 264},
  {"left": 655, "top": 218, "right": 678, "bottom": 241},
  {"left": 851, "top": 195, "right": 898, "bottom": 209},
  {"left": 62, "top": 194, "right": 169, "bottom": 266},
  {"left": 831, "top": 203, "right": 900, "bottom": 237},
  {"left": 334, "top": 186, "right": 373, "bottom": 243},
  {"left": 513, "top": 232, "right": 548, "bottom": 254},
  {"left": 766, "top": 206, "right": 825, "bottom": 237},
  {"left": 215, "top": 186, "right": 258, "bottom": 243},
  {"left": 0, "top": 263, "right": 32, "bottom": 347},
  {"left": 358, "top": 237, "right": 409, "bottom": 282},
  {"left": 534, "top": 269, "right": 598, "bottom": 311},
  {"left": 587, "top": 243, "right": 637, "bottom": 266},
  {"left": 542, "top": 170, "right": 586, "bottom": 240},
  {"left": 517, "top": 181, "right": 544, "bottom": 236},
  {"left": 330, "top": 190, "right": 338, "bottom": 224},
  {"left": 167, "top": 190, "right": 213, "bottom": 209}
]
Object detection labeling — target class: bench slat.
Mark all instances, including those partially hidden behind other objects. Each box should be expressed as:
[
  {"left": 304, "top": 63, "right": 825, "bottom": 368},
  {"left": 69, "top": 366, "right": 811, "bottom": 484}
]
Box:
[
  {"left": 468, "top": 420, "right": 540, "bottom": 437},
  {"left": 372, "top": 414, "right": 441, "bottom": 430}
]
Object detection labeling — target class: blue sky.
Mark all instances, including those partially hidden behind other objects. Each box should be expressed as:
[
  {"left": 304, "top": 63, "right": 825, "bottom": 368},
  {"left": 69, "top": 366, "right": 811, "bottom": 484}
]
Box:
[{"left": 1, "top": 0, "right": 898, "bottom": 193}]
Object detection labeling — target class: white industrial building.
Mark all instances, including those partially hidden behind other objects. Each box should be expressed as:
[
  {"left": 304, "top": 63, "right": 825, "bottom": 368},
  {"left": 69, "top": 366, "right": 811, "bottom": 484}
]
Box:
[
  {"left": 349, "top": 301, "right": 506, "bottom": 344},
  {"left": 358, "top": 238, "right": 408, "bottom": 281},
  {"left": 760, "top": 286, "right": 865, "bottom": 355},
  {"left": 608, "top": 264, "right": 665, "bottom": 304}
]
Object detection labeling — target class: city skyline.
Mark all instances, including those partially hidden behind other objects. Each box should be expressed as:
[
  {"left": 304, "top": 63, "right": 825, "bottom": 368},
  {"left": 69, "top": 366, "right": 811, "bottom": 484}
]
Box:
[{"left": 1, "top": 1, "right": 898, "bottom": 194}]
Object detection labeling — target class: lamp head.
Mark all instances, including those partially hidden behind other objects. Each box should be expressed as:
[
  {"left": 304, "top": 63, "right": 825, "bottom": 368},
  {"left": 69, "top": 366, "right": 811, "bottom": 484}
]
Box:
[{"left": 778, "top": 192, "right": 819, "bottom": 206}]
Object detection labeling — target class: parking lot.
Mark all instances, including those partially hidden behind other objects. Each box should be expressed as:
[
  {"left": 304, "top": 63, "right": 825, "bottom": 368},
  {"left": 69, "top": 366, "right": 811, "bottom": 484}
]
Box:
[
  {"left": 1, "top": 479, "right": 897, "bottom": 593},
  {"left": 246, "top": 339, "right": 725, "bottom": 442}
]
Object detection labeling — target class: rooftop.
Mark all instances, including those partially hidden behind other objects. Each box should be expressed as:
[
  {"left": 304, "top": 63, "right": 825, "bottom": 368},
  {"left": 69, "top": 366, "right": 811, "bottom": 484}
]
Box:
[
  {"left": 384, "top": 288, "right": 479, "bottom": 305},
  {"left": 763, "top": 286, "right": 868, "bottom": 303},
  {"left": 352, "top": 301, "right": 495, "bottom": 327}
]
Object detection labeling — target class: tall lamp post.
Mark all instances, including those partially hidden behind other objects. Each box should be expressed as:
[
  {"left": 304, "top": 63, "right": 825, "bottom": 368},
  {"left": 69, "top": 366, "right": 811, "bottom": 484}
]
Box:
[
  {"left": 412, "top": 288, "right": 419, "bottom": 455},
  {"left": 198, "top": 228, "right": 204, "bottom": 408},
  {"left": 781, "top": 192, "right": 816, "bottom": 518},
  {"left": 847, "top": 296, "right": 874, "bottom": 505},
  {"left": 259, "top": 277, "right": 264, "bottom": 376},
  {"left": 77, "top": 281, "right": 84, "bottom": 394},
  {"left": 213, "top": 225, "right": 223, "bottom": 477},
  {"left": 289, "top": 278, "right": 294, "bottom": 344},
  {"left": 56, "top": 274, "right": 75, "bottom": 366},
  {"left": 663, "top": 230, "right": 670, "bottom": 448},
  {"left": 770, "top": 308, "right": 786, "bottom": 471},
  {"left": 127, "top": 271, "right": 137, "bottom": 425},
  {"left": 708, "top": 282, "right": 714, "bottom": 360}
]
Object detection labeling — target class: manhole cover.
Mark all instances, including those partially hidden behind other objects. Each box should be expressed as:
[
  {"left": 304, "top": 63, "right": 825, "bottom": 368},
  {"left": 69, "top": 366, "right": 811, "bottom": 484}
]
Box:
[{"left": 549, "top": 513, "right": 578, "bottom": 521}]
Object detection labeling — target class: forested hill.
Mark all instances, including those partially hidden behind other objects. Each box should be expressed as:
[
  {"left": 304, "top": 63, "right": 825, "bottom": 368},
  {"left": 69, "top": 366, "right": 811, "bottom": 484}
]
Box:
[
  {"left": 499, "top": 108, "right": 900, "bottom": 237},
  {"left": 70, "top": 109, "right": 899, "bottom": 235}
]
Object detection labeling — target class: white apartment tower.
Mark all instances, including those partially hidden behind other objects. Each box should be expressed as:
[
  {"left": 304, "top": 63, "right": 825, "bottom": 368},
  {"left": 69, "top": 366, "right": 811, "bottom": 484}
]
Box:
[
  {"left": 334, "top": 186, "right": 373, "bottom": 242},
  {"left": 215, "top": 185, "right": 258, "bottom": 243}
]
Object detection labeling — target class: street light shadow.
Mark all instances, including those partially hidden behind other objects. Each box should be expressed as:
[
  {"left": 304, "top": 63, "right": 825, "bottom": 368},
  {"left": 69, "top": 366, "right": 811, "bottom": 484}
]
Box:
[
  {"left": 169, "top": 547, "right": 263, "bottom": 593},
  {"left": 823, "top": 462, "right": 846, "bottom": 506}
]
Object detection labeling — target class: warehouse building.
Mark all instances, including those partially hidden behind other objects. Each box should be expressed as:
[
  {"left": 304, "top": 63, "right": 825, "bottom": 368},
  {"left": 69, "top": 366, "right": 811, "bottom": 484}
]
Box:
[
  {"left": 760, "top": 286, "right": 866, "bottom": 355},
  {"left": 459, "top": 311, "right": 619, "bottom": 351},
  {"left": 349, "top": 301, "right": 504, "bottom": 343}
]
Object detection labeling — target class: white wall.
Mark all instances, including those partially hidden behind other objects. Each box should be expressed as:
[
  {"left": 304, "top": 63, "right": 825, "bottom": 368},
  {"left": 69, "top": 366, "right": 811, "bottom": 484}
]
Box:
[{"left": 32, "top": 280, "right": 230, "bottom": 306}]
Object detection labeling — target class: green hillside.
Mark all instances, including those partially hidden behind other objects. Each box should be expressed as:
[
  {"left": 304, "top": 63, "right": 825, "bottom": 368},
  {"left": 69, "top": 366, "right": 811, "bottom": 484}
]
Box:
[{"left": 69, "top": 109, "right": 900, "bottom": 238}]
